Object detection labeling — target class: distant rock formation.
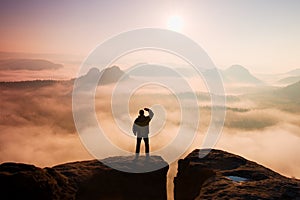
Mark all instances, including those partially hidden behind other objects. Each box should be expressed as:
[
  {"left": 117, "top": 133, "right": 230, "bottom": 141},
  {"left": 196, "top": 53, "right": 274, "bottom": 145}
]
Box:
[
  {"left": 75, "top": 65, "right": 129, "bottom": 87},
  {"left": 0, "top": 156, "right": 169, "bottom": 200},
  {"left": 98, "top": 65, "right": 129, "bottom": 84},
  {"left": 174, "top": 149, "right": 300, "bottom": 200}
]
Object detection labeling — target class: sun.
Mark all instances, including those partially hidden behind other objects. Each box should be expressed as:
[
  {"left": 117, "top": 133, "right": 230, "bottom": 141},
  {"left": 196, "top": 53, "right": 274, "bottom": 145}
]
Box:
[{"left": 167, "top": 15, "right": 183, "bottom": 32}]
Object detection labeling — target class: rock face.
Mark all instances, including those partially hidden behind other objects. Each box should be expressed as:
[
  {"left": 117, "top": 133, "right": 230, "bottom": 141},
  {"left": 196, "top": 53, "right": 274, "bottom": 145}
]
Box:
[
  {"left": 174, "top": 149, "right": 300, "bottom": 200},
  {"left": 0, "top": 156, "right": 169, "bottom": 200},
  {"left": 0, "top": 163, "right": 75, "bottom": 200},
  {"left": 2, "top": 149, "right": 299, "bottom": 200}
]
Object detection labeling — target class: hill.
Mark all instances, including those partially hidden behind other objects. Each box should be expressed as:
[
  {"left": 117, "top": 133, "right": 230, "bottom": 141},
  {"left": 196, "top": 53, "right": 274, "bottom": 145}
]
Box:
[
  {"left": 277, "top": 76, "right": 300, "bottom": 85},
  {"left": 202, "top": 65, "right": 264, "bottom": 86},
  {"left": 276, "top": 81, "right": 300, "bottom": 101},
  {"left": 286, "top": 68, "right": 300, "bottom": 76},
  {"left": 0, "top": 58, "right": 63, "bottom": 71},
  {"left": 222, "top": 65, "right": 264, "bottom": 85}
]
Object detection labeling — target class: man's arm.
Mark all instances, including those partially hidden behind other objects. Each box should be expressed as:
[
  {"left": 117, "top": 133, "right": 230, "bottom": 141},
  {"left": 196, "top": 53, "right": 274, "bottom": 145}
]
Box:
[
  {"left": 132, "top": 123, "right": 137, "bottom": 136},
  {"left": 144, "top": 108, "right": 154, "bottom": 119}
]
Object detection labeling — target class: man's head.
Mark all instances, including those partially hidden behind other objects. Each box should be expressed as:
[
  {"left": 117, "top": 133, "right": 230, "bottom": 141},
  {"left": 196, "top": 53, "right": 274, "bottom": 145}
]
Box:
[{"left": 139, "top": 110, "right": 144, "bottom": 116}]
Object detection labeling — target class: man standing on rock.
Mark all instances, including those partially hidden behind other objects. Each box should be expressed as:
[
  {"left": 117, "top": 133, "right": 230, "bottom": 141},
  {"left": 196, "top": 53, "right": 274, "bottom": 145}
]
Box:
[{"left": 132, "top": 108, "right": 154, "bottom": 159}]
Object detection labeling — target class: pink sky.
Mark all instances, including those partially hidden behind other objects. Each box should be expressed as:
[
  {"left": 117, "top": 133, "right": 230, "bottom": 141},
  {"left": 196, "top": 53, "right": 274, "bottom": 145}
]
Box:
[{"left": 0, "top": 0, "right": 299, "bottom": 74}]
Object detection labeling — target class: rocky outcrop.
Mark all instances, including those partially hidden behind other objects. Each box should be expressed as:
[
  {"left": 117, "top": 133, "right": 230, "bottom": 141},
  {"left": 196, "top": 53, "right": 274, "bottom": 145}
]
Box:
[
  {"left": 2, "top": 149, "right": 299, "bottom": 200},
  {"left": 54, "top": 156, "right": 169, "bottom": 200},
  {"left": 0, "top": 156, "right": 169, "bottom": 200},
  {"left": 74, "top": 66, "right": 130, "bottom": 89},
  {"left": 174, "top": 149, "right": 300, "bottom": 200},
  {"left": 0, "top": 163, "right": 74, "bottom": 200}
]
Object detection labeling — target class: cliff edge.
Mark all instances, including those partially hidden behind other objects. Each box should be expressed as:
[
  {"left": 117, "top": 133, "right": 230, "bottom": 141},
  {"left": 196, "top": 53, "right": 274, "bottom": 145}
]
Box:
[
  {"left": 0, "top": 156, "right": 169, "bottom": 200},
  {"left": 174, "top": 149, "right": 300, "bottom": 200}
]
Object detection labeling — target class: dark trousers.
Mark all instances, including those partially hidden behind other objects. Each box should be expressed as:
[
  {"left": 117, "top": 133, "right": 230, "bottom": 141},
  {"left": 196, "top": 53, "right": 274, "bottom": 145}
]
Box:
[{"left": 135, "top": 137, "right": 149, "bottom": 154}]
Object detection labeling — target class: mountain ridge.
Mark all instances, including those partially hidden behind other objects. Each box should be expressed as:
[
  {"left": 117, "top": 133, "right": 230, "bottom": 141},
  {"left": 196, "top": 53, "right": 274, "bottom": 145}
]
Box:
[
  {"left": 222, "top": 65, "right": 264, "bottom": 85},
  {"left": 0, "top": 58, "right": 63, "bottom": 71},
  {"left": 276, "top": 76, "right": 300, "bottom": 85},
  {"left": 285, "top": 68, "right": 300, "bottom": 76},
  {"left": 276, "top": 81, "right": 300, "bottom": 101}
]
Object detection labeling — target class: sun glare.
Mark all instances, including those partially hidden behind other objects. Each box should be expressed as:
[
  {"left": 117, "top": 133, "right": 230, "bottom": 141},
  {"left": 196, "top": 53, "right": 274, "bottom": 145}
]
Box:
[{"left": 167, "top": 15, "right": 183, "bottom": 32}]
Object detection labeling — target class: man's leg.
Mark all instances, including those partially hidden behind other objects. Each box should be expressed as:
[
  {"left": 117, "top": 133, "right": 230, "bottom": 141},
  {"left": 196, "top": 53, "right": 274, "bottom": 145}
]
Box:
[
  {"left": 144, "top": 137, "right": 150, "bottom": 158},
  {"left": 135, "top": 137, "right": 142, "bottom": 159}
]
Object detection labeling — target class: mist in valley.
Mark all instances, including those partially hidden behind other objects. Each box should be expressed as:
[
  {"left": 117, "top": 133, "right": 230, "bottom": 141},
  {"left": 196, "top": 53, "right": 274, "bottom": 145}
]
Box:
[{"left": 1, "top": 65, "right": 300, "bottom": 179}]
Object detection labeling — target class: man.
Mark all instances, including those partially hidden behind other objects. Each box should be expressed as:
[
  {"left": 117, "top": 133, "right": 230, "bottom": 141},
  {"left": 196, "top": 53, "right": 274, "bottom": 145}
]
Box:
[{"left": 132, "top": 107, "right": 154, "bottom": 159}]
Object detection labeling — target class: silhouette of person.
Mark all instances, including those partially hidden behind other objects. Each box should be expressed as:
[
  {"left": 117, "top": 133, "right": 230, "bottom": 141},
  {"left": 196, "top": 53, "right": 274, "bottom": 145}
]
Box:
[{"left": 132, "top": 108, "right": 154, "bottom": 159}]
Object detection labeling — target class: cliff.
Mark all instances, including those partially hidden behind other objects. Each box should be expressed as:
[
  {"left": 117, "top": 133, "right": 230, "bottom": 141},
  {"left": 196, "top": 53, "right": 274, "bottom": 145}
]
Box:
[
  {"left": 0, "top": 156, "right": 169, "bottom": 200},
  {"left": 1, "top": 149, "right": 299, "bottom": 200},
  {"left": 174, "top": 149, "right": 300, "bottom": 200}
]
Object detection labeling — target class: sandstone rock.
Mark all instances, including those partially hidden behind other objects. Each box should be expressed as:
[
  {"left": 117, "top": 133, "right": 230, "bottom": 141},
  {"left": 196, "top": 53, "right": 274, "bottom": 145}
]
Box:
[
  {"left": 0, "top": 156, "right": 168, "bottom": 200},
  {"left": 174, "top": 149, "right": 300, "bottom": 200}
]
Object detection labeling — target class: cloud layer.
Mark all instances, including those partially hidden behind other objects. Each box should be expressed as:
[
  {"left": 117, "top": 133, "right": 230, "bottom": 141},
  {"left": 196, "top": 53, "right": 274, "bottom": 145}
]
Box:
[{"left": 0, "top": 80, "right": 299, "bottom": 178}]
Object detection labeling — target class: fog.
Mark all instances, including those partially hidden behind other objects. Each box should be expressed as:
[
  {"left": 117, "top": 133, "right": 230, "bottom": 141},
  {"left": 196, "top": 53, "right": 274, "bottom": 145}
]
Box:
[
  {"left": 0, "top": 81, "right": 92, "bottom": 166},
  {"left": 0, "top": 80, "right": 299, "bottom": 179},
  {"left": 0, "top": 127, "right": 92, "bottom": 166},
  {"left": 217, "top": 125, "right": 300, "bottom": 178}
]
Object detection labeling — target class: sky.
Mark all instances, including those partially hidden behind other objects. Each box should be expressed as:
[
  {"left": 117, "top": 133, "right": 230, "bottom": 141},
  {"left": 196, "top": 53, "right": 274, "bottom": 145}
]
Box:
[
  {"left": 0, "top": 0, "right": 300, "bottom": 73},
  {"left": 1, "top": 0, "right": 300, "bottom": 182}
]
